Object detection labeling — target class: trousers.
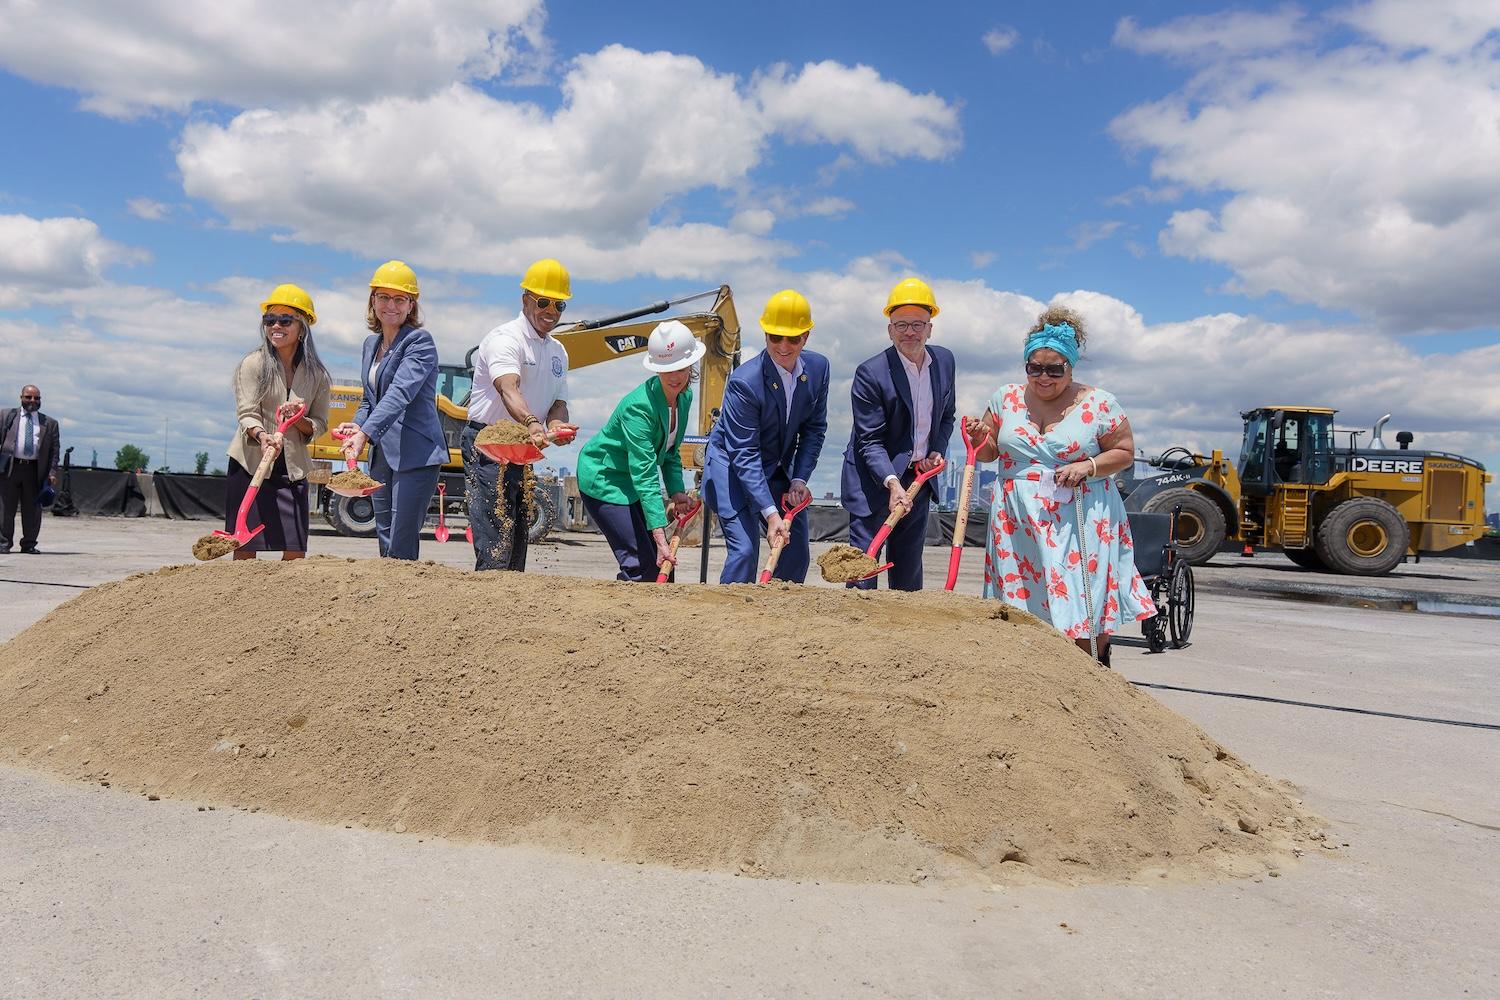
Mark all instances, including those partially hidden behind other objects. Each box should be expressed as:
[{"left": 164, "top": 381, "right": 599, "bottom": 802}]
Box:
[
  {"left": 368, "top": 448, "right": 440, "bottom": 561},
  {"left": 460, "top": 424, "right": 530, "bottom": 571}
]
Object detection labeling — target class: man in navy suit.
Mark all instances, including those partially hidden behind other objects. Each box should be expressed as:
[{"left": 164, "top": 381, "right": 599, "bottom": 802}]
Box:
[
  {"left": 704, "top": 289, "right": 829, "bottom": 584},
  {"left": 0, "top": 384, "right": 61, "bottom": 554},
  {"left": 839, "top": 278, "right": 956, "bottom": 591}
]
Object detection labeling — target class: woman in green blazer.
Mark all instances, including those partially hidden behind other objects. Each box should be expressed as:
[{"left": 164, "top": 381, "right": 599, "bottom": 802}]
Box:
[{"left": 578, "top": 321, "right": 705, "bottom": 581}]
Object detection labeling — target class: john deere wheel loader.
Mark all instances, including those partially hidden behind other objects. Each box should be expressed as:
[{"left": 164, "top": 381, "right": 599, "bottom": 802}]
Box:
[
  {"left": 1122, "top": 407, "right": 1491, "bottom": 575},
  {"left": 309, "top": 285, "right": 741, "bottom": 539}
]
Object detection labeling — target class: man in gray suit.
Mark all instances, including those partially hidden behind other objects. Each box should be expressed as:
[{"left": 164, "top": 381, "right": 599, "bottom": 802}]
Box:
[{"left": 0, "top": 384, "right": 61, "bottom": 554}]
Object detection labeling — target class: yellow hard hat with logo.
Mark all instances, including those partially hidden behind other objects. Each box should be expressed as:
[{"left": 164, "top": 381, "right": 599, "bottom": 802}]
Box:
[
  {"left": 760, "top": 289, "right": 813, "bottom": 337},
  {"left": 520, "top": 258, "right": 572, "bottom": 300},
  {"left": 260, "top": 283, "right": 317, "bottom": 325},
  {"left": 369, "top": 260, "right": 420, "bottom": 298},
  {"left": 884, "top": 277, "right": 939, "bottom": 317}
]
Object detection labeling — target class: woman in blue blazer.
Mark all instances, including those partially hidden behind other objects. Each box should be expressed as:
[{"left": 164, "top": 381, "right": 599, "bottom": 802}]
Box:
[{"left": 334, "top": 260, "right": 448, "bottom": 560}]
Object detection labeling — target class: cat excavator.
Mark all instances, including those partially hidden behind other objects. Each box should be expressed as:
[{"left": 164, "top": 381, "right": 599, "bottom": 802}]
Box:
[{"left": 309, "top": 285, "right": 742, "bottom": 538}]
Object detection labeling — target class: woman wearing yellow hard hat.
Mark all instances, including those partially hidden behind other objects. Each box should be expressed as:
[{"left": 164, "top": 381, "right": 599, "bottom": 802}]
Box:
[
  {"left": 333, "top": 260, "right": 448, "bottom": 559},
  {"left": 577, "top": 320, "right": 705, "bottom": 581},
  {"left": 223, "top": 283, "right": 332, "bottom": 560}
]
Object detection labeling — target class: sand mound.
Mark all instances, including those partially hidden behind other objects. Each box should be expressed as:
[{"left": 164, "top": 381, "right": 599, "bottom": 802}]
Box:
[{"left": 0, "top": 558, "right": 1327, "bottom": 886}]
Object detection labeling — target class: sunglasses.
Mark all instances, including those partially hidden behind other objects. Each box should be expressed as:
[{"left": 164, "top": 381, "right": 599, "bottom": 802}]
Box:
[
  {"left": 262, "top": 314, "right": 300, "bottom": 328},
  {"left": 529, "top": 294, "right": 566, "bottom": 313},
  {"left": 21, "top": 395, "right": 40, "bottom": 400},
  {"left": 1025, "top": 361, "right": 1069, "bottom": 378},
  {"left": 766, "top": 333, "right": 804, "bottom": 345}
]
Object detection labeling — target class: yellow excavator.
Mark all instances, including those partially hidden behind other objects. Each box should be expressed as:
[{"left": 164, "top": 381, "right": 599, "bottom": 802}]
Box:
[
  {"left": 1122, "top": 406, "right": 1492, "bottom": 575},
  {"left": 309, "top": 286, "right": 742, "bottom": 538}
]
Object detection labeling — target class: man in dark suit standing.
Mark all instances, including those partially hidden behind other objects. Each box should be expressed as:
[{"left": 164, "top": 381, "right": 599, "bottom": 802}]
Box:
[
  {"left": 839, "top": 279, "right": 956, "bottom": 590},
  {"left": 0, "top": 384, "right": 62, "bottom": 554},
  {"left": 704, "top": 289, "right": 830, "bottom": 583}
]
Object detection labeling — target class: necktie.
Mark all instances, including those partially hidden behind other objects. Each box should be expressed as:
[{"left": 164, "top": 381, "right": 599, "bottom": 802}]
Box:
[{"left": 23, "top": 412, "right": 35, "bottom": 458}]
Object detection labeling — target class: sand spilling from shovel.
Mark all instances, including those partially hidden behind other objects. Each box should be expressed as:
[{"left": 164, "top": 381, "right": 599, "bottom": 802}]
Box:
[
  {"left": 818, "top": 544, "right": 879, "bottom": 583},
  {"left": 476, "top": 421, "right": 536, "bottom": 447},
  {"left": 0, "top": 558, "right": 1328, "bottom": 887},
  {"left": 328, "top": 469, "right": 381, "bottom": 491},
  {"left": 191, "top": 535, "right": 239, "bottom": 561}
]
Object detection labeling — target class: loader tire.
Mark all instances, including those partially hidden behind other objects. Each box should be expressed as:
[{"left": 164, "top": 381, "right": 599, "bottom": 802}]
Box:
[
  {"left": 326, "top": 493, "right": 377, "bottom": 538},
  {"left": 527, "top": 481, "right": 558, "bottom": 544},
  {"left": 1314, "top": 498, "right": 1408, "bottom": 576},
  {"left": 1140, "top": 487, "right": 1225, "bottom": 566},
  {"left": 1283, "top": 547, "right": 1327, "bottom": 571}
]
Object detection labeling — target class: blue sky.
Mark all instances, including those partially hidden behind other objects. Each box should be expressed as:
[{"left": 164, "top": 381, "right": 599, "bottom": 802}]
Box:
[{"left": 1, "top": 0, "right": 1496, "bottom": 503}]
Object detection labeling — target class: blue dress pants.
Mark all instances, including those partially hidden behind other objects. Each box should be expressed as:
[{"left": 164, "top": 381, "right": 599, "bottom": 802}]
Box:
[
  {"left": 368, "top": 448, "right": 440, "bottom": 561},
  {"left": 582, "top": 492, "right": 671, "bottom": 583},
  {"left": 847, "top": 475, "right": 931, "bottom": 591},
  {"left": 707, "top": 478, "right": 810, "bottom": 584}
]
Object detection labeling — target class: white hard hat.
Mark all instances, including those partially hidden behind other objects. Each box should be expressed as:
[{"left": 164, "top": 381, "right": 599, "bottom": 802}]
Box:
[{"left": 643, "top": 320, "right": 707, "bottom": 373}]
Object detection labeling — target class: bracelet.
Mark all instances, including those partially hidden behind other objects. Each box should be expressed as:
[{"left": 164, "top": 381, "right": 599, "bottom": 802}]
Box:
[
  {"left": 522, "top": 413, "right": 542, "bottom": 427},
  {"left": 1087, "top": 456, "right": 1098, "bottom": 477}
]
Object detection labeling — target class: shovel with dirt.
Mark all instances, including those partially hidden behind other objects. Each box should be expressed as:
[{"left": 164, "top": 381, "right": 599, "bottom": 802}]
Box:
[
  {"left": 758, "top": 492, "right": 813, "bottom": 583},
  {"left": 192, "top": 403, "right": 307, "bottom": 560},
  {"left": 328, "top": 431, "right": 385, "bottom": 497},
  {"left": 818, "top": 459, "right": 946, "bottom": 584},
  {"left": 473, "top": 420, "right": 576, "bottom": 465}
]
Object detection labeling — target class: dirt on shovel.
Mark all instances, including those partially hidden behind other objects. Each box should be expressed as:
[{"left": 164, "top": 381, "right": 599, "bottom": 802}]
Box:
[
  {"left": 818, "top": 544, "right": 879, "bottom": 583},
  {"left": 191, "top": 535, "right": 240, "bottom": 561},
  {"left": 476, "top": 421, "right": 537, "bottom": 447},
  {"left": 328, "top": 469, "right": 381, "bottom": 491}
]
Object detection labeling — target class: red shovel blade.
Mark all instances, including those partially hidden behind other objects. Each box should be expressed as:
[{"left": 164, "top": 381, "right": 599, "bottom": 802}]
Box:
[
  {"left": 212, "top": 524, "right": 264, "bottom": 547},
  {"left": 434, "top": 483, "right": 450, "bottom": 543},
  {"left": 475, "top": 441, "right": 544, "bottom": 464}
]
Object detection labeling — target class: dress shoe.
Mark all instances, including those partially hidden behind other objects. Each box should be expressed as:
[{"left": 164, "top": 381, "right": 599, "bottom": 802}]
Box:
[
  {"left": 0, "top": 545, "right": 11, "bottom": 554},
  {"left": 20, "top": 545, "right": 38, "bottom": 554}
]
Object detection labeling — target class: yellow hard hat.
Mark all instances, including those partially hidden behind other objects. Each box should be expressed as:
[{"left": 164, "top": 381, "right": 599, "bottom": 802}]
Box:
[
  {"left": 260, "top": 283, "right": 317, "bottom": 325},
  {"left": 369, "top": 260, "right": 420, "bottom": 298},
  {"left": 520, "top": 258, "right": 572, "bottom": 300},
  {"left": 884, "top": 277, "right": 940, "bottom": 317},
  {"left": 760, "top": 288, "right": 813, "bottom": 337}
]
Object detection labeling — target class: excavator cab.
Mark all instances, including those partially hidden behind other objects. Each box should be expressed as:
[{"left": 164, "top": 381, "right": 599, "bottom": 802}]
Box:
[{"left": 1238, "top": 407, "right": 1336, "bottom": 496}]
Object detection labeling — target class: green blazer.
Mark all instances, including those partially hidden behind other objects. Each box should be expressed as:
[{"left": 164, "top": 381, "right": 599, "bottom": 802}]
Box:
[{"left": 577, "top": 377, "right": 691, "bottom": 530}]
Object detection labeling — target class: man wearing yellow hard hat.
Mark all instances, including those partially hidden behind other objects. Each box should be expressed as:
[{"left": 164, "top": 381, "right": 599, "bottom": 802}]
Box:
[
  {"left": 838, "top": 277, "right": 957, "bottom": 590},
  {"left": 702, "top": 289, "right": 830, "bottom": 583},
  {"left": 462, "top": 258, "right": 580, "bottom": 571}
]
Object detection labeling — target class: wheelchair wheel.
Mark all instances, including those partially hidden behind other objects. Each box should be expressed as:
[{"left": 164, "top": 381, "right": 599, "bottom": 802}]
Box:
[
  {"left": 1168, "top": 561, "right": 1194, "bottom": 647},
  {"left": 1143, "top": 614, "right": 1167, "bottom": 653}
]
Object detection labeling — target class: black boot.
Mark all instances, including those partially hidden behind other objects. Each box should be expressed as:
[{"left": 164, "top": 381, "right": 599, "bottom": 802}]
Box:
[{"left": 1099, "top": 644, "right": 1111, "bottom": 669}]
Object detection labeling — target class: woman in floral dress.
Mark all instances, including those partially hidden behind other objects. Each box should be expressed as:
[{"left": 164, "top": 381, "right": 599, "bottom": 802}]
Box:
[{"left": 965, "top": 306, "right": 1155, "bottom": 665}]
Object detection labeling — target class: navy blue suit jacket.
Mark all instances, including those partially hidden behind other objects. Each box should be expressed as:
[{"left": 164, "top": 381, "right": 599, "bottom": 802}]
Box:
[
  {"left": 355, "top": 324, "right": 448, "bottom": 471},
  {"left": 839, "top": 344, "right": 957, "bottom": 519},
  {"left": 704, "top": 350, "right": 830, "bottom": 517}
]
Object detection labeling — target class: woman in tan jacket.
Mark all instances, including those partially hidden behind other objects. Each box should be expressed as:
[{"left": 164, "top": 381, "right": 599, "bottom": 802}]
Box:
[{"left": 224, "top": 283, "right": 332, "bottom": 560}]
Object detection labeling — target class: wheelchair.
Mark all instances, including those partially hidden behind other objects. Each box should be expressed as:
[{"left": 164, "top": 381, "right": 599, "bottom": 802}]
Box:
[{"left": 1126, "top": 507, "right": 1195, "bottom": 652}]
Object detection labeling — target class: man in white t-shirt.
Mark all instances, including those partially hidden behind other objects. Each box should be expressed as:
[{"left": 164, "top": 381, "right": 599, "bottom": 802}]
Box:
[{"left": 461, "top": 258, "right": 579, "bottom": 571}]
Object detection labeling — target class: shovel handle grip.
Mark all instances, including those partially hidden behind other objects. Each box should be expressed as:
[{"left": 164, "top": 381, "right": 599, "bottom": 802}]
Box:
[{"left": 655, "top": 535, "right": 683, "bottom": 583}]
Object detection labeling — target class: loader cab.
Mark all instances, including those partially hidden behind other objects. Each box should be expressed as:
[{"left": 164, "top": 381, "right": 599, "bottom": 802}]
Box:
[{"left": 1237, "top": 407, "right": 1336, "bottom": 496}]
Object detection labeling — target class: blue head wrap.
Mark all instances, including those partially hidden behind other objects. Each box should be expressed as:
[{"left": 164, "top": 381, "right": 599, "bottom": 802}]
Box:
[{"left": 1023, "top": 322, "right": 1079, "bottom": 368}]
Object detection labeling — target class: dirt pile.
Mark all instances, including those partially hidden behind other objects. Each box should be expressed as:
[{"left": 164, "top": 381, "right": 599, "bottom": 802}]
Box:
[
  {"left": 0, "top": 558, "right": 1328, "bottom": 886},
  {"left": 328, "top": 469, "right": 381, "bottom": 491}
]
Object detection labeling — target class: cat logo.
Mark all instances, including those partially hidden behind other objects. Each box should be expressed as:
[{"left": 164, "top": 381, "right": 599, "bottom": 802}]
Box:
[
  {"left": 604, "top": 334, "right": 649, "bottom": 354},
  {"left": 1350, "top": 456, "right": 1423, "bottom": 474}
]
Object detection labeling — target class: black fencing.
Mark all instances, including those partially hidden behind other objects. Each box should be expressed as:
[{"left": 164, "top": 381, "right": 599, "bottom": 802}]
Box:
[
  {"left": 63, "top": 468, "right": 148, "bottom": 517},
  {"left": 153, "top": 473, "right": 227, "bottom": 521}
]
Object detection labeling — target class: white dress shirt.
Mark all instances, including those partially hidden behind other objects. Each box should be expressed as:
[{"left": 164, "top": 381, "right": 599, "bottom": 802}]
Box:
[
  {"left": 883, "top": 349, "right": 933, "bottom": 488},
  {"left": 14, "top": 410, "right": 41, "bottom": 457},
  {"left": 762, "top": 356, "right": 807, "bottom": 519}
]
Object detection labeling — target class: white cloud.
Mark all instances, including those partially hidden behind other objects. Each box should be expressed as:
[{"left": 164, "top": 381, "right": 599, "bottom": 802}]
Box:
[
  {"left": 730, "top": 209, "right": 776, "bottom": 235},
  {"left": 0, "top": 214, "right": 147, "bottom": 306},
  {"left": 753, "top": 61, "right": 961, "bottom": 162},
  {"left": 126, "top": 198, "right": 170, "bottom": 221},
  {"left": 969, "top": 251, "right": 997, "bottom": 269},
  {"left": 802, "top": 197, "right": 855, "bottom": 218},
  {"left": 983, "top": 27, "right": 1020, "bottom": 55},
  {"left": 1111, "top": 2, "right": 1500, "bottom": 331},
  {"left": 1069, "top": 220, "right": 1125, "bottom": 251},
  {"left": 176, "top": 47, "right": 959, "bottom": 282},
  {"left": 0, "top": 0, "right": 545, "bottom": 117},
  {"left": 1340, "top": 0, "right": 1500, "bottom": 55},
  {"left": 1113, "top": 7, "right": 1309, "bottom": 59}
]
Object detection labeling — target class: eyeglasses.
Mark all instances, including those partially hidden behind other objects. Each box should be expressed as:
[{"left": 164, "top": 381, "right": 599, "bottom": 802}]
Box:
[
  {"left": 262, "top": 314, "right": 299, "bottom": 328},
  {"left": 891, "top": 320, "right": 930, "bottom": 334},
  {"left": 373, "top": 292, "right": 411, "bottom": 307},
  {"left": 21, "top": 395, "right": 40, "bottom": 400},
  {"left": 528, "top": 294, "right": 566, "bottom": 313},
  {"left": 1025, "top": 361, "right": 1069, "bottom": 378},
  {"left": 766, "top": 333, "right": 803, "bottom": 345}
]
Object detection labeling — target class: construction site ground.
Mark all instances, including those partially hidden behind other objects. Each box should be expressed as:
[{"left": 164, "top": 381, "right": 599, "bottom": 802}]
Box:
[{"left": 2, "top": 516, "right": 1496, "bottom": 999}]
